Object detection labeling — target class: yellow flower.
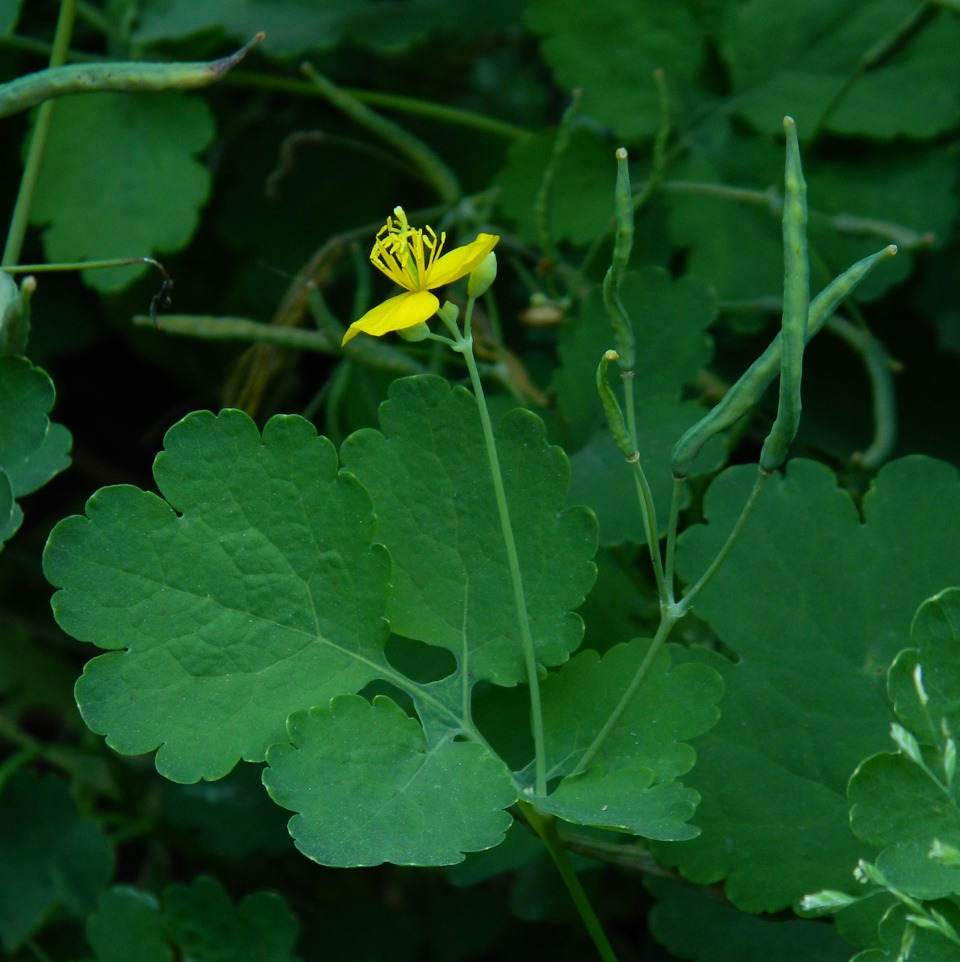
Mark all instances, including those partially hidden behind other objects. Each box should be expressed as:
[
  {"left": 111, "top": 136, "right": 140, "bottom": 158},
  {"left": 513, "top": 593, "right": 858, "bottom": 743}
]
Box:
[{"left": 341, "top": 207, "right": 499, "bottom": 345}]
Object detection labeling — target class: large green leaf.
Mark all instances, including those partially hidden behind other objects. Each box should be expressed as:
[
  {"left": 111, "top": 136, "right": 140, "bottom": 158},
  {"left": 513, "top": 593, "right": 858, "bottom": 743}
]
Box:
[
  {"left": 0, "top": 355, "right": 71, "bottom": 547},
  {"left": 340, "top": 375, "right": 598, "bottom": 698},
  {"left": 263, "top": 694, "right": 515, "bottom": 866},
  {"left": 651, "top": 457, "right": 960, "bottom": 912},
  {"left": 525, "top": 0, "right": 705, "bottom": 139},
  {"left": 43, "top": 409, "right": 391, "bottom": 783},
  {"left": 648, "top": 878, "right": 851, "bottom": 962},
  {"left": 30, "top": 92, "right": 214, "bottom": 292},
  {"left": 0, "top": 771, "right": 113, "bottom": 950},
  {"left": 721, "top": 0, "right": 960, "bottom": 139}
]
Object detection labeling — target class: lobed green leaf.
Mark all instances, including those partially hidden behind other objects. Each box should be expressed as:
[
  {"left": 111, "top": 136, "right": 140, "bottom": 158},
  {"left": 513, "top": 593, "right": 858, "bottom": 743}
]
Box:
[
  {"left": 652, "top": 457, "right": 960, "bottom": 912},
  {"left": 264, "top": 694, "right": 516, "bottom": 867},
  {"left": 44, "top": 409, "right": 391, "bottom": 783},
  {"left": 341, "top": 375, "right": 598, "bottom": 696}
]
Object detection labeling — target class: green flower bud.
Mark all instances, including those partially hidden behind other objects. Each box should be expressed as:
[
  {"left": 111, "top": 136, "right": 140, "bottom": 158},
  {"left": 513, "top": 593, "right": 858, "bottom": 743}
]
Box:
[
  {"left": 468, "top": 252, "right": 498, "bottom": 298},
  {"left": 398, "top": 322, "right": 431, "bottom": 342}
]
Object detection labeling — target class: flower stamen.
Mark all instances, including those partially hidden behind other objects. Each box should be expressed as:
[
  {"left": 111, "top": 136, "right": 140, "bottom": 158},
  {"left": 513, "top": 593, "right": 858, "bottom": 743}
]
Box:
[{"left": 370, "top": 207, "right": 446, "bottom": 291}]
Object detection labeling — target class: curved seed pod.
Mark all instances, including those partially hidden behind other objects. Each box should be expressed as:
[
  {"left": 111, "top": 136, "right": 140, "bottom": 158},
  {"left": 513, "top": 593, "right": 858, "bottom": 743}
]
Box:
[
  {"left": 759, "top": 116, "right": 809, "bottom": 474},
  {"left": 603, "top": 147, "right": 636, "bottom": 369},
  {"left": 597, "top": 350, "right": 635, "bottom": 459},
  {"left": 0, "top": 35, "right": 264, "bottom": 120},
  {"left": 670, "top": 242, "right": 898, "bottom": 478}
]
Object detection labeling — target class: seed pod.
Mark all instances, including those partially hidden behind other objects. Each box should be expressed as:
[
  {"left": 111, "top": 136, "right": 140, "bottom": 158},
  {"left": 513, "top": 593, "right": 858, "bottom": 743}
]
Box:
[
  {"left": 0, "top": 35, "right": 265, "bottom": 119},
  {"left": 603, "top": 147, "right": 636, "bottom": 370},
  {"left": 597, "top": 350, "right": 635, "bottom": 459},
  {"left": 670, "top": 242, "right": 898, "bottom": 479},
  {"left": 758, "top": 117, "right": 809, "bottom": 474}
]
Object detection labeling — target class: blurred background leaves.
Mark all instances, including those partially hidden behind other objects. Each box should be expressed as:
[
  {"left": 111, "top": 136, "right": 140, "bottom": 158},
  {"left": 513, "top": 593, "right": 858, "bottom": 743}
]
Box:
[{"left": 1, "top": 0, "right": 959, "bottom": 959}]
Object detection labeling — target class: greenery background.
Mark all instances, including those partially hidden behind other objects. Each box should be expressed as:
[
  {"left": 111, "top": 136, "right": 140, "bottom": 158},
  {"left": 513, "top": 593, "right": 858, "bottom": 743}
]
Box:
[{"left": 1, "top": 0, "right": 959, "bottom": 959}]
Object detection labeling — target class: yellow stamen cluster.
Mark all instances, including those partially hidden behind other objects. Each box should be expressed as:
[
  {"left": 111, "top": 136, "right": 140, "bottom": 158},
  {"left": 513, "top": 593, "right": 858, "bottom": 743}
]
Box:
[{"left": 370, "top": 207, "right": 447, "bottom": 292}]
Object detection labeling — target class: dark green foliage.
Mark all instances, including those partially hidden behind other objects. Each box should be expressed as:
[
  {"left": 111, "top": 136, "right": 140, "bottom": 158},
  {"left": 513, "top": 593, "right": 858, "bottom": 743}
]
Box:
[{"left": 3, "top": 1, "right": 960, "bottom": 961}]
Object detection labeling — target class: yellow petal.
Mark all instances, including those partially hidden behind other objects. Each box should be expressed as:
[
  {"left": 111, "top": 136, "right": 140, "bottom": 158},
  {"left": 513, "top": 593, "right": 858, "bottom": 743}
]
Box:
[
  {"left": 424, "top": 233, "right": 499, "bottom": 289},
  {"left": 341, "top": 289, "right": 440, "bottom": 345}
]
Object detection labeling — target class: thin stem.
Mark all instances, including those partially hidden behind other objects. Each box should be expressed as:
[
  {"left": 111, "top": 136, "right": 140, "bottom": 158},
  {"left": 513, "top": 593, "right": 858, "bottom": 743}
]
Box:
[
  {"left": 135, "top": 313, "right": 425, "bottom": 375},
  {"left": 572, "top": 612, "right": 679, "bottom": 776},
  {"left": 622, "top": 375, "right": 668, "bottom": 603},
  {"left": 676, "top": 471, "right": 769, "bottom": 616},
  {"left": 453, "top": 299, "right": 546, "bottom": 795},
  {"left": 658, "top": 181, "right": 931, "bottom": 251},
  {"left": 2, "top": 0, "right": 78, "bottom": 267},
  {"left": 222, "top": 70, "right": 533, "bottom": 140},
  {"left": 664, "top": 477, "right": 684, "bottom": 603},
  {"left": 811, "top": 2, "right": 935, "bottom": 141},
  {"left": 824, "top": 314, "right": 898, "bottom": 470},
  {"left": 300, "top": 63, "right": 461, "bottom": 204},
  {"left": 518, "top": 802, "right": 620, "bottom": 962}
]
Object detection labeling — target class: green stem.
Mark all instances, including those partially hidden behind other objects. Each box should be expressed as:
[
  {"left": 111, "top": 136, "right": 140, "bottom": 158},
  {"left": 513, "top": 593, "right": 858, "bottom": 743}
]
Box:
[
  {"left": 222, "top": 70, "right": 532, "bottom": 140},
  {"left": 134, "top": 313, "right": 425, "bottom": 375},
  {"left": 300, "top": 63, "right": 461, "bottom": 205},
  {"left": 676, "top": 471, "right": 769, "bottom": 617},
  {"left": 658, "top": 181, "right": 931, "bottom": 250},
  {"left": 623, "top": 375, "right": 668, "bottom": 603},
  {"left": 450, "top": 299, "right": 546, "bottom": 795},
  {"left": 664, "top": 477, "right": 684, "bottom": 604},
  {"left": 2, "top": 0, "right": 78, "bottom": 267},
  {"left": 811, "top": 2, "right": 935, "bottom": 141},
  {"left": 518, "top": 801, "right": 620, "bottom": 962},
  {"left": 824, "top": 314, "right": 897, "bottom": 470},
  {"left": 572, "top": 612, "right": 680, "bottom": 776}
]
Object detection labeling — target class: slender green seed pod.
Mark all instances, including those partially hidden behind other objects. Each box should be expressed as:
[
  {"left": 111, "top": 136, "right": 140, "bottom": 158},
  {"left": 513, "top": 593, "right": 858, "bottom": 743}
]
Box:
[
  {"left": 670, "top": 243, "right": 897, "bottom": 478},
  {"left": 0, "top": 34, "right": 264, "bottom": 119},
  {"left": 603, "top": 147, "right": 636, "bottom": 369},
  {"left": 597, "top": 350, "right": 635, "bottom": 459},
  {"left": 759, "top": 116, "right": 809, "bottom": 474}
]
